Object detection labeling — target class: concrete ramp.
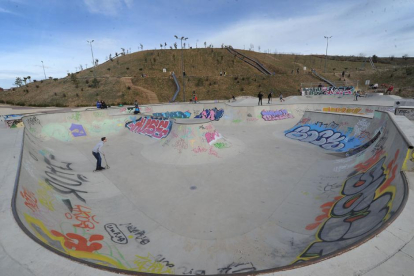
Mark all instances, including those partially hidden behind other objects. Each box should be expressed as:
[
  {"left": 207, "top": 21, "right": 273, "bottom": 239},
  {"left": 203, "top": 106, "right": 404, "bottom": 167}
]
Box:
[{"left": 12, "top": 107, "right": 413, "bottom": 275}]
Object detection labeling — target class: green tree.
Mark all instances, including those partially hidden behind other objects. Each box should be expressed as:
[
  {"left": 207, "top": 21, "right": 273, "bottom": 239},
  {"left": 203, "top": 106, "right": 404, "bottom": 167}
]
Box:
[
  {"left": 14, "top": 77, "right": 23, "bottom": 87},
  {"left": 372, "top": 55, "right": 378, "bottom": 63}
]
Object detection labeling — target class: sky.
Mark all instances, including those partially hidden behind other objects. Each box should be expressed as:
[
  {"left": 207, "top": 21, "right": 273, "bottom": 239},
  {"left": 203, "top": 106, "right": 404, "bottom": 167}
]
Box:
[{"left": 0, "top": 0, "right": 413, "bottom": 89}]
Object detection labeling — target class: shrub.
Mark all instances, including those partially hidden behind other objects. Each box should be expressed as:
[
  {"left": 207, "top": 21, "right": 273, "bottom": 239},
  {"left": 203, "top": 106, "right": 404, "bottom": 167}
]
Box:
[
  {"left": 85, "top": 79, "right": 89, "bottom": 84},
  {"left": 127, "top": 86, "right": 131, "bottom": 90},
  {"left": 54, "top": 92, "right": 57, "bottom": 96},
  {"left": 36, "top": 85, "right": 39, "bottom": 88},
  {"left": 62, "top": 93, "right": 66, "bottom": 98}
]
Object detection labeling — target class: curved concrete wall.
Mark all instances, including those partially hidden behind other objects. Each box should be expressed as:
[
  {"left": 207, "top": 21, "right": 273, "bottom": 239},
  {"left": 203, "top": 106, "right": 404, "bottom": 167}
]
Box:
[{"left": 12, "top": 105, "right": 412, "bottom": 275}]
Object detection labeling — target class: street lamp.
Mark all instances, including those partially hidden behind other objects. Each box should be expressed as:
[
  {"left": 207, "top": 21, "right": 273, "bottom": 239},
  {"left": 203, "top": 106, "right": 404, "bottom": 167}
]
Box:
[
  {"left": 175, "top": 35, "right": 188, "bottom": 102},
  {"left": 87, "top": 40, "right": 96, "bottom": 77},
  {"left": 41, "top": 61, "right": 47, "bottom": 79},
  {"left": 324, "top": 36, "right": 332, "bottom": 73}
]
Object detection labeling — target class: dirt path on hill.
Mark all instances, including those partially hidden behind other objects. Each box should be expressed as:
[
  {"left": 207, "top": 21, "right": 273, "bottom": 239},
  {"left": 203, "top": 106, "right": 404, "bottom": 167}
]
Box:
[{"left": 121, "top": 77, "right": 159, "bottom": 104}]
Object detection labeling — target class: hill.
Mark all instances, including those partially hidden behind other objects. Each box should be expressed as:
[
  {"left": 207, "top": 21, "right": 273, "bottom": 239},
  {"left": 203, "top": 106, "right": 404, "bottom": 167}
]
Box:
[{"left": 0, "top": 48, "right": 412, "bottom": 107}]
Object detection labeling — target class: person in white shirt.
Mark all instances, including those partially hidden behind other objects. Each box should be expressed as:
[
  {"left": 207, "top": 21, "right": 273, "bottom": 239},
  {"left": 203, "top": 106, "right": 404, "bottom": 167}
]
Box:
[{"left": 92, "top": 137, "right": 107, "bottom": 171}]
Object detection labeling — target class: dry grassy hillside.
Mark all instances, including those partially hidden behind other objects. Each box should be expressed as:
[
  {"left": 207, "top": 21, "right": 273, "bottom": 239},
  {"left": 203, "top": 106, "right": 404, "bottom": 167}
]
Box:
[{"left": 0, "top": 48, "right": 412, "bottom": 107}]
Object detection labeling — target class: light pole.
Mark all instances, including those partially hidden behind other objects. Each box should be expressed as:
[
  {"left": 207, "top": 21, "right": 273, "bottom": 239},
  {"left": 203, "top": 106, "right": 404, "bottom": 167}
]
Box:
[
  {"left": 324, "top": 36, "right": 332, "bottom": 73},
  {"left": 87, "top": 40, "right": 96, "bottom": 77},
  {"left": 174, "top": 35, "right": 188, "bottom": 102},
  {"left": 41, "top": 61, "right": 47, "bottom": 79}
]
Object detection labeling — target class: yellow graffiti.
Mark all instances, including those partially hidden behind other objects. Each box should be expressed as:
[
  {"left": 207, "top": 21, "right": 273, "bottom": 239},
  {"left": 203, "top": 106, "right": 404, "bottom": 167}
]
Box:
[
  {"left": 402, "top": 149, "right": 414, "bottom": 171},
  {"left": 133, "top": 253, "right": 175, "bottom": 274},
  {"left": 37, "top": 181, "right": 55, "bottom": 211},
  {"left": 23, "top": 213, "right": 129, "bottom": 270},
  {"left": 322, "top": 107, "right": 363, "bottom": 114},
  {"left": 292, "top": 152, "right": 398, "bottom": 264}
]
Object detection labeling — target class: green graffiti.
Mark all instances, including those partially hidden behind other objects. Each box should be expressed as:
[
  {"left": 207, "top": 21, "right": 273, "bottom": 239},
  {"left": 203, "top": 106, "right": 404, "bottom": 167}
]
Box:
[
  {"left": 232, "top": 119, "right": 242, "bottom": 123},
  {"left": 214, "top": 142, "right": 229, "bottom": 149},
  {"left": 68, "top": 112, "right": 81, "bottom": 122}
]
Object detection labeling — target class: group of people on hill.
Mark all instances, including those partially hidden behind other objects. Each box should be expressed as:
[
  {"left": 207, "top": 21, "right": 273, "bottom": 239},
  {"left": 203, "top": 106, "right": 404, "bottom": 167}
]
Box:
[
  {"left": 257, "top": 91, "right": 284, "bottom": 105},
  {"left": 96, "top": 100, "right": 108, "bottom": 109}
]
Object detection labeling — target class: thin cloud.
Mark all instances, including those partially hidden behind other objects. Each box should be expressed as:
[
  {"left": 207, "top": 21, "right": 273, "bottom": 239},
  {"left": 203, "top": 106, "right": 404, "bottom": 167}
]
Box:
[
  {"left": 0, "top": 7, "right": 18, "bottom": 15},
  {"left": 83, "top": 0, "right": 133, "bottom": 16}
]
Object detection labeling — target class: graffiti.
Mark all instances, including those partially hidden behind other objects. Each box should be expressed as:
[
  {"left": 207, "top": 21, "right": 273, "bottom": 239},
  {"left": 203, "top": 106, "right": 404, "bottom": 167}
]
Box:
[
  {"left": 322, "top": 106, "right": 363, "bottom": 114},
  {"left": 37, "top": 180, "right": 55, "bottom": 211},
  {"left": 261, "top": 110, "right": 294, "bottom": 121},
  {"left": 62, "top": 198, "right": 73, "bottom": 212},
  {"left": 295, "top": 151, "right": 400, "bottom": 263},
  {"left": 195, "top": 108, "right": 224, "bottom": 121},
  {"left": 192, "top": 146, "right": 208, "bottom": 153},
  {"left": 142, "top": 106, "right": 153, "bottom": 113},
  {"left": 214, "top": 142, "right": 229, "bottom": 149},
  {"left": 205, "top": 131, "right": 222, "bottom": 145},
  {"left": 302, "top": 86, "right": 355, "bottom": 96},
  {"left": 217, "top": 262, "right": 256, "bottom": 274},
  {"left": 173, "top": 138, "right": 188, "bottom": 153},
  {"left": 298, "top": 117, "right": 311, "bottom": 125},
  {"left": 153, "top": 111, "right": 191, "bottom": 119},
  {"left": 178, "top": 267, "right": 206, "bottom": 275},
  {"left": 65, "top": 205, "right": 98, "bottom": 230},
  {"left": 104, "top": 223, "right": 128, "bottom": 244},
  {"left": 42, "top": 154, "right": 89, "bottom": 203},
  {"left": 26, "top": 116, "right": 41, "bottom": 128},
  {"left": 353, "top": 119, "right": 370, "bottom": 137},
  {"left": 232, "top": 119, "right": 242, "bottom": 123},
  {"left": 5, "top": 119, "right": 23, "bottom": 128},
  {"left": 69, "top": 123, "right": 87, "bottom": 137},
  {"left": 208, "top": 146, "right": 220, "bottom": 158},
  {"left": 126, "top": 117, "right": 172, "bottom": 139},
  {"left": 285, "top": 121, "right": 366, "bottom": 152},
  {"left": 51, "top": 230, "right": 104, "bottom": 252},
  {"left": 24, "top": 213, "right": 131, "bottom": 269},
  {"left": 365, "top": 108, "right": 374, "bottom": 114},
  {"left": 133, "top": 253, "right": 175, "bottom": 274},
  {"left": 120, "top": 223, "right": 150, "bottom": 245},
  {"left": 20, "top": 187, "right": 39, "bottom": 212},
  {"left": 68, "top": 112, "right": 81, "bottom": 121}
]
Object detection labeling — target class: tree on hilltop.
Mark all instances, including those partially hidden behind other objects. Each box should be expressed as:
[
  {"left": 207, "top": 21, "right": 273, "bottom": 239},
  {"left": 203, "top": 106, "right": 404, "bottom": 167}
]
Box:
[{"left": 14, "top": 77, "right": 23, "bottom": 87}]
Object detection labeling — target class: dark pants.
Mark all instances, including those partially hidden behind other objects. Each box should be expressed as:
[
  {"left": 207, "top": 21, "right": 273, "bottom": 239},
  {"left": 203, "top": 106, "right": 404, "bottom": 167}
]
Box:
[
  {"left": 258, "top": 98, "right": 262, "bottom": 105},
  {"left": 92, "top": 151, "right": 101, "bottom": 170}
]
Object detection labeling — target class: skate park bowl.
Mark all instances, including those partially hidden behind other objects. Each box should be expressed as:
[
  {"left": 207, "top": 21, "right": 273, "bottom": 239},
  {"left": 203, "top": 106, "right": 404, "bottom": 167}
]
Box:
[{"left": 12, "top": 99, "right": 414, "bottom": 275}]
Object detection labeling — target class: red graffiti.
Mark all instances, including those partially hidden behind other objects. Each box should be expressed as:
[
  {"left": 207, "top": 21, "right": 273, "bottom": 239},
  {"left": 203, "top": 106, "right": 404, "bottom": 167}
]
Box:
[
  {"left": 205, "top": 131, "right": 222, "bottom": 144},
  {"left": 126, "top": 117, "right": 172, "bottom": 139},
  {"left": 51, "top": 230, "right": 103, "bottom": 252},
  {"left": 20, "top": 187, "right": 39, "bottom": 212},
  {"left": 65, "top": 205, "right": 98, "bottom": 230},
  {"left": 379, "top": 149, "right": 399, "bottom": 193},
  {"left": 306, "top": 196, "right": 342, "bottom": 230}
]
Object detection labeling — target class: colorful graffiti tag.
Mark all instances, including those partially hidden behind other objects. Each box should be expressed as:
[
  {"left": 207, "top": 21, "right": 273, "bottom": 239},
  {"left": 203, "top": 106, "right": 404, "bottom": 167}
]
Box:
[
  {"left": 285, "top": 122, "right": 364, "bottom": 152},
  {"left": 153, "top": 111, "right": 191, "bottom": 119},
  {"left": 261, "top": 110, "right": 294, "bottom": 121},
  {"left": 5, "top": 118, "right": 24, "bottom": 128},
  {"left": 295, "top": 150, "right": 402, "bottom": 263},
  {"left": 69, "top": 123, "right": 87, "bottom": 137},
  {"left": 195, "top": 108, "right": 224, "bottom": 121},
  {"left": 302, "top": 86, "right": 355, "bottom": 96},
  {"left": 125, "top": 117, "right": 172, "bottom": 139},
  {"left": 322, "top": 107, "right": 364, "bottom": 114}
]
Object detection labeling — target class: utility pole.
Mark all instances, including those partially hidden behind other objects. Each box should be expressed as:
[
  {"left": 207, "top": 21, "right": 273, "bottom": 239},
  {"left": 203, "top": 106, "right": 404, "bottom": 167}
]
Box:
[
  {"left": 87, "top": 40, "right": 96, "bottom": 77},
  {"left": 324, "top": 36, "right": 332, "bottom": 73},
  {"left": 174, "top": 35, "right": 188, "bottom": 102},
  {"left": 41, "top": 61, "right": 47, "bottom": 79}
]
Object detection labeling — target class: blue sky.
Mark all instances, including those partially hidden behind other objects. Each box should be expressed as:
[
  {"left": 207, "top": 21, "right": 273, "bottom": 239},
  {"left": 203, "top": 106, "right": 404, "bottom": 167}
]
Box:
[{"left": 0, "top": 0, "right": 413, "bottom": 88}]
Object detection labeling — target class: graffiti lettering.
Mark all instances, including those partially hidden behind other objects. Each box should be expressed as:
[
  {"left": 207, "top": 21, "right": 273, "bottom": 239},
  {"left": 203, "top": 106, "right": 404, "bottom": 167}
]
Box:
[
  {"left": 153, "top": 111, "right": 191, "bottom": 119},
  {"left": 133, "top": 253, "right": 174, "bottom": 274},
  {"left": 217, "top": 262, "right": 256, "bottom": 274},
  {"left": 5, "top": 119, "right": 23, "bottom": 128},
  {"left": 37, "top": 180, "right": 55, "bottom": 211},
  {"left": 65, "top": 205, "right": 98, "bottom": 230},
  {"left": 51, "top": 230, "right": 104, "bottom": 252},
  {"left": 120, "top": 223, "right": 150, "bottom": 245},
  {"left": 195, "top": 108, "right": 224, "bottom": 121},
  {"left": 104, "top": 223, "right": 128, "bottom": 244},
  {"left": 20, "top": 187, "right": 39, "bottom": 212},
  {"left": 285, "top": 125, "right": 346, "bottom": 150},
  {"left": 261, "top": 109, "right": 294, "bottom": 121},
  {"left": 296, "top": 151, "right": 400, "bottom": 262},
  {"left": 322, "top": 106, "right": 363, "bottom": 114},
  {"left": 126, "top": 117, "right": 172, "bottom": 139}
]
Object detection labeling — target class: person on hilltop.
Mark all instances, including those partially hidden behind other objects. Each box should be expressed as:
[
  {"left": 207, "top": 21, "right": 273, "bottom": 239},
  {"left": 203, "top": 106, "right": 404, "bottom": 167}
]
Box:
[
  {"left": 258, "top": 92, "right": 263, "bottom": 106},
  {"left": 268, "top": 92, "right": 272, "bottom": 104},
  {"left": 92, "top": 137, "right": 107, "bottom": 171}
]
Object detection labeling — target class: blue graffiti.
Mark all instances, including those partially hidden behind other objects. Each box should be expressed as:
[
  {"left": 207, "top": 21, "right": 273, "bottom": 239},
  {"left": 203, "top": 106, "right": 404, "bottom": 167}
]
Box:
[
  {"left": 153, "top": 111, "right": 191, "bottom": 119},
  {"left": 194, "top": 108, "right": 224, "bottom": 121},
  {"left": 285, "top": 123, "right": 363, "bottom": 152}
]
